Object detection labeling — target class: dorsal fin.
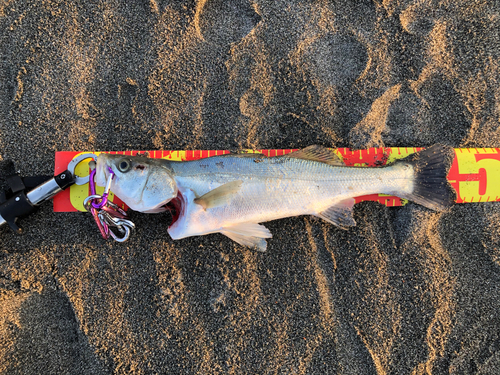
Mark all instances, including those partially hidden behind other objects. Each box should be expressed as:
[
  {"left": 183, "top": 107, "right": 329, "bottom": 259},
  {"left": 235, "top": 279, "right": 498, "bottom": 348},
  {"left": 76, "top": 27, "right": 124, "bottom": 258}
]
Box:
[{"left": 283, "top": 145, "right": 344, "bottom": 166}]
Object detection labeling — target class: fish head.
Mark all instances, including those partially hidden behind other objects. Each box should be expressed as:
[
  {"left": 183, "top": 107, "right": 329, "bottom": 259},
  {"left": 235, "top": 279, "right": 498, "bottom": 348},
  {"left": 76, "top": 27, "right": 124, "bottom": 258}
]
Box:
[{"left": 95, "top": 154, "right": 178, "bottom": 212}]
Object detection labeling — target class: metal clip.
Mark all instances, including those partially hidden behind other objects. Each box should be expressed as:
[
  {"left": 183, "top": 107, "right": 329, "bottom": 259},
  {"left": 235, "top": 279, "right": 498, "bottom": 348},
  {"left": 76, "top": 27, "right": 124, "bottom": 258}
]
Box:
[
  {"left": 83, "top": 165, "right": 135, "bottom": 242},
  {"left": 67, "top": 153, "right": 98, "bottom": 185},
  {"left": 98, "top": 210, "right": 135, "bottom": 242}
]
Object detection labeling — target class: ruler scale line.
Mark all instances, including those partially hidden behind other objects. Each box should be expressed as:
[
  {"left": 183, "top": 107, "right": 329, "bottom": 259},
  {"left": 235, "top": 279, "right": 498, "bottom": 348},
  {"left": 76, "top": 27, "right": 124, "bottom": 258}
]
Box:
[{"left": 53, "top": 147, "right": 500, "bottom": 212}]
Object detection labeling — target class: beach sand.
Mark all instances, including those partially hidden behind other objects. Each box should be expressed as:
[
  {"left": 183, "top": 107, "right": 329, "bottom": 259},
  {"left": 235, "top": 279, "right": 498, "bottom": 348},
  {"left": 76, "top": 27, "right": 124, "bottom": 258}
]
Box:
[{"left": 1, "top": 1, "right": 500, "bottom": 373}]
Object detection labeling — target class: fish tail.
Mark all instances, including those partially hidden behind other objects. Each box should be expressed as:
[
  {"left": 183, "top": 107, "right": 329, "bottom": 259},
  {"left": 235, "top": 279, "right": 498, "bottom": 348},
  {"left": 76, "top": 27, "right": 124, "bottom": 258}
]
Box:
[{"left": 399, "top": 144, "right": 456, "bottom": 211}]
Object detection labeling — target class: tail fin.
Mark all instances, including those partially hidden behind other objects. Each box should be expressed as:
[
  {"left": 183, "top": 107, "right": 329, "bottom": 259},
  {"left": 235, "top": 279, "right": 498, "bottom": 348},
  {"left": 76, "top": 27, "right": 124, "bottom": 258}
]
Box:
[{"left": 399, "top": 144, "right": 456, "bottom": 211}]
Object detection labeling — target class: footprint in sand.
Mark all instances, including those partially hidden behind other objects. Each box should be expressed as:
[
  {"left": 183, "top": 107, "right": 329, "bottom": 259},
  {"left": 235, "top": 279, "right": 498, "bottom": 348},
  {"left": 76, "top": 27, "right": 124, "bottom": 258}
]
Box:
[
  {"left": 399, "top": 1, "right": 438, "bottom": 36},
  {"left": 350, "top": 73, "right": 470, "bottom": 148},
  {"left": 194, "top": 0, "right": 261, "bottom": 47},
  {"left": 414, "top": 72, "right": 470, "bottom": 144},
  {"left": 302, "top": 33, "right": 368, "bottom": 88}
]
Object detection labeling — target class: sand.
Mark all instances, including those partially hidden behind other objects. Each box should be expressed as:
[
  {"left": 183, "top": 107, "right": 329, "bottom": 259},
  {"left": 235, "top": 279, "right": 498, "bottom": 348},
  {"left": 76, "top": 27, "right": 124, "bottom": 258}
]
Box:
[{"left": 1, "top": 0, "right": 500, "bottom": 373}]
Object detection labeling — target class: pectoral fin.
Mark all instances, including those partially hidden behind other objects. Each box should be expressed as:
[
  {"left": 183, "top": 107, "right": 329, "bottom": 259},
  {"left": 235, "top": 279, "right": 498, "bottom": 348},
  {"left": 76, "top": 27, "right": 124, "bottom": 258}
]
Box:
[
  {"left": 194, "top": 180, "right": 243, "bottom": 210},
  {"left": 221, "top": 222, "right": 272, "bottom": 252},
  {"left": 317, "top": 198, "right": 356, "bottom": 229}
]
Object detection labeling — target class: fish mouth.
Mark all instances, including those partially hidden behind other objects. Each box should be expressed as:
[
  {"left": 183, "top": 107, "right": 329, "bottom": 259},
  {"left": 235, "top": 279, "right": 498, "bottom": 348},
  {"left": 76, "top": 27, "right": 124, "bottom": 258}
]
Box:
[
  {"left": 94, "top": 154, "right": 111, "bottom": 187},
  {"left": 166, "top": 190, "right": 183, "bottom": 228}
]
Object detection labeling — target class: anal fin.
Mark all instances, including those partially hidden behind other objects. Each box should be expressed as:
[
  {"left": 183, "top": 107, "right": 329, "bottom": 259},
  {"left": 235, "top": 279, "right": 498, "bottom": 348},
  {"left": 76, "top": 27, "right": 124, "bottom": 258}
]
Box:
[
  {"left": 316, "top": 198, "right": 356, "bottom": 229},
  {"left": 221, "top": 222, "right": 272, "bottom": 252}
]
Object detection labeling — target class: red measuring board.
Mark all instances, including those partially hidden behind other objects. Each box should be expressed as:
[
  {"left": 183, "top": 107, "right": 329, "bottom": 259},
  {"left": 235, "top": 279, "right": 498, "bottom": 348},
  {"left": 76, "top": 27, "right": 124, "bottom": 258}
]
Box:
[{"left": 53, "top": 147, "right": 500, "bottom": 212}]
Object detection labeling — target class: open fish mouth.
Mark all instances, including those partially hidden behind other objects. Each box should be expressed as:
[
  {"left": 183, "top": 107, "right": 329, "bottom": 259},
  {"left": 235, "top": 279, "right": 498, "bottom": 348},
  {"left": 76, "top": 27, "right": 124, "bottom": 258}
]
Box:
[{"left": 165, "top": 191, "right": 183, "bottom": 228}]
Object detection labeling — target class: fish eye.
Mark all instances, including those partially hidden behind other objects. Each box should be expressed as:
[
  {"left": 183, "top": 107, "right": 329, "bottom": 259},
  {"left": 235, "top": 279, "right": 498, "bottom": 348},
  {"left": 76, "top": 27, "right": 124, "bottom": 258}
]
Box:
[{"left": 118, "top": 159, "right": 132, "bottom": 173}]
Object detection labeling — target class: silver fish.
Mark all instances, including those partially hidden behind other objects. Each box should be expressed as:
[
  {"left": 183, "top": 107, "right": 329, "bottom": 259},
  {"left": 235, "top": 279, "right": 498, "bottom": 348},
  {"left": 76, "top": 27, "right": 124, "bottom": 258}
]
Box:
[{"left": 95, "top": 145, "right": 455, "bottom": 251}]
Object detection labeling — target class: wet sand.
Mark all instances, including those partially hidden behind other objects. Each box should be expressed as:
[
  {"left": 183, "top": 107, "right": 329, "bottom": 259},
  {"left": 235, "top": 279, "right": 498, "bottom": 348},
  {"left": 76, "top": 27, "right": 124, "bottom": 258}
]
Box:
[{"left": 1, "top": 1, "right": 500, "bottom": 373}]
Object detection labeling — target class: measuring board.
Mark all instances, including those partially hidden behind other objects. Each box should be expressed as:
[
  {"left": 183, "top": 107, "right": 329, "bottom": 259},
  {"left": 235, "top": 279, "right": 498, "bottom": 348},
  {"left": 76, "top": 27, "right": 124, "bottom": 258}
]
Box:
[{"left": 53, "top": 147, "right": 500, "bottom": 212}]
